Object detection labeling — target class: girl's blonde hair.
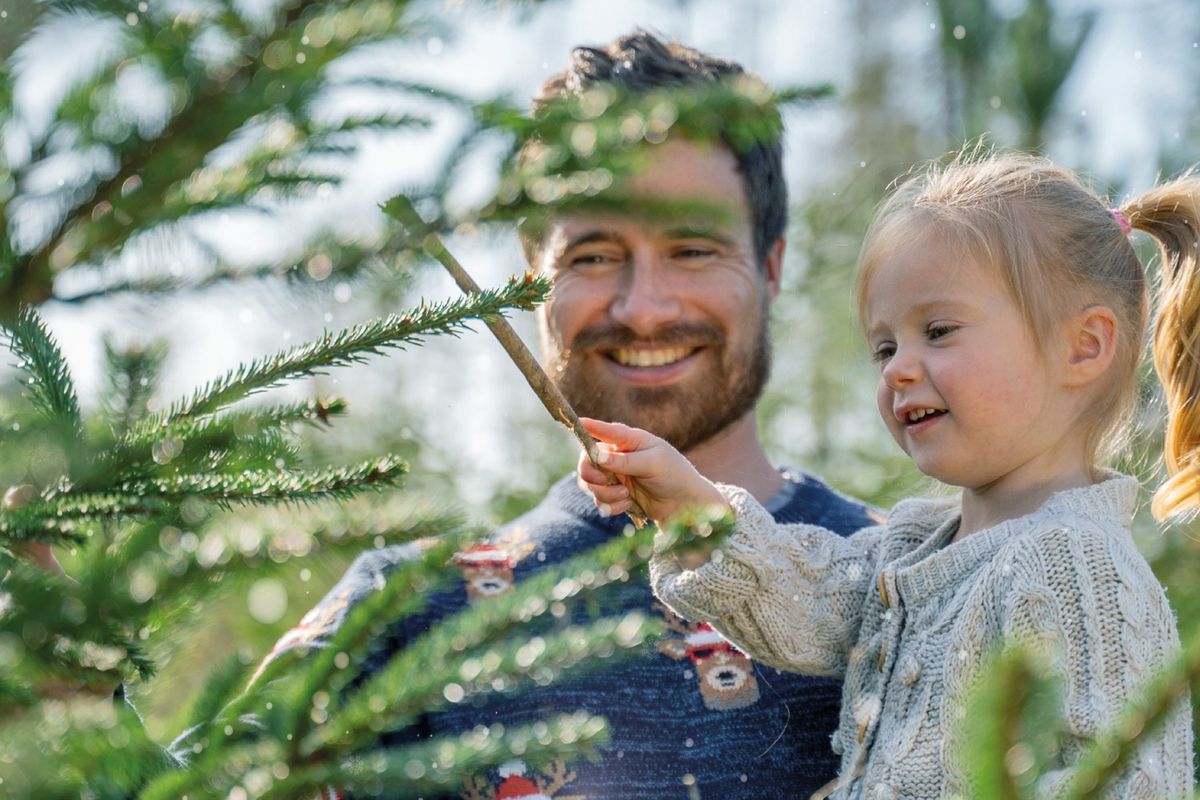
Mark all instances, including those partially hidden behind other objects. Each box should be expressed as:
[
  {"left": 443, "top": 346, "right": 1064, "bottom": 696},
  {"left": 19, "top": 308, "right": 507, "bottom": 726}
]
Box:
[{"left": 855, "top": 149, "right": 1200, "bottom": 520}]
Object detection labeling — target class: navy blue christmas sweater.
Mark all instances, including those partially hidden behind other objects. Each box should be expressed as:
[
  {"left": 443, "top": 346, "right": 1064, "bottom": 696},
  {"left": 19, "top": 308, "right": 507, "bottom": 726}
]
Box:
[{"left": 270, "top": 470, "right": 878, "bottom": 799}]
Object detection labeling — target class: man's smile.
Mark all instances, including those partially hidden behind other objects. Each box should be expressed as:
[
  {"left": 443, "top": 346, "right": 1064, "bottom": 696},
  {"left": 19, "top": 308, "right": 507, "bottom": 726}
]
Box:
[{"left": 607, "top": 346, "right": 699, "bottom": 367}]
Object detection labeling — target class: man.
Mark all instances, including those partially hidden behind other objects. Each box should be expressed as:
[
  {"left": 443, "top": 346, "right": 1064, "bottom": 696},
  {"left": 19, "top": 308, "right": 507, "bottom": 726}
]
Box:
[{"left": 273, "top": 31, "right": 877, "bottom": 799}]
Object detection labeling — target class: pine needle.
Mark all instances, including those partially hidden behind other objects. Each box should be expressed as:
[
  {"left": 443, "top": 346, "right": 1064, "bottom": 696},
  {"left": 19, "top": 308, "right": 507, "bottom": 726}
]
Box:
[{"left": 1, "top": 306, "right": 82, "bottom": 434}]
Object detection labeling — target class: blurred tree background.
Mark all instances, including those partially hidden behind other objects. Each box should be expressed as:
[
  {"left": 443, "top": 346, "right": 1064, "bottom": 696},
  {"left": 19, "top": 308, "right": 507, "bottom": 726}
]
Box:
[{"left": 2, "top": 0, "right": 1200, "bottom": 793}]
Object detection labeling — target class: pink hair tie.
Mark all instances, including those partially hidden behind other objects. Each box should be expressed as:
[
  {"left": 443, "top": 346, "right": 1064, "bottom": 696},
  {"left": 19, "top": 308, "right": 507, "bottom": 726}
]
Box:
[{"left": 1109, "top": 207, "right": 1132, "bottom": 236}]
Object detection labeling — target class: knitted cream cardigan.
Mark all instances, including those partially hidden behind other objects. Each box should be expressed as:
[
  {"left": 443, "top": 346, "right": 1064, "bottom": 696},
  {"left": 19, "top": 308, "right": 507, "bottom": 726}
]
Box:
[{"left": 650, "top": 474, "right": 1193, "bottom": 799}]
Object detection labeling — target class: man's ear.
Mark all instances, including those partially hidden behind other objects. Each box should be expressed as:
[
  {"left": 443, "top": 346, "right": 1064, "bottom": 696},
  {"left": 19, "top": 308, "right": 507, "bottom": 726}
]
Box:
[
  {"left": 763, "top": 236, "right": 785, "bottom": 302},
  {"left": 1063, "top": 305, "right": 1118, "bottom": 387}
]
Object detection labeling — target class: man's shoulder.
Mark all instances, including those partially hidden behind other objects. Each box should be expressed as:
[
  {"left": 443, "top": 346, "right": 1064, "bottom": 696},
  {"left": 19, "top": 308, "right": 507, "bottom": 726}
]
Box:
[{"left": 775, "top": 468, "right": 884, "bottom": 535}]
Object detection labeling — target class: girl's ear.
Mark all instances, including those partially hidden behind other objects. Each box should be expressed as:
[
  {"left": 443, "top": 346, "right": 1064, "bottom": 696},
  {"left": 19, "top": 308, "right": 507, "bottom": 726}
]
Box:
[{"left": 1062, "top": 305, "right": 1118, "bottom": 387}]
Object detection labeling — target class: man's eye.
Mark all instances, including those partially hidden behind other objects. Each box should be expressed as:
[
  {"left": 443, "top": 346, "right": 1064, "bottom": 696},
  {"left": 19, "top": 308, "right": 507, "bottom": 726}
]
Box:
[
  {"left": 569, "top": 252, "right": 618, "bottom": 269},
  {"left": 674, "top": 246, "right": 716, "bottom": 260}
]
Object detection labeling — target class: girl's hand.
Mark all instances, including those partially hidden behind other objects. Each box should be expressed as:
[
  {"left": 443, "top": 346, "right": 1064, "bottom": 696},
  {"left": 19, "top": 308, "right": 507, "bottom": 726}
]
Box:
[{"left": 576, "top": 417, "right": 728, "bottom": 523}]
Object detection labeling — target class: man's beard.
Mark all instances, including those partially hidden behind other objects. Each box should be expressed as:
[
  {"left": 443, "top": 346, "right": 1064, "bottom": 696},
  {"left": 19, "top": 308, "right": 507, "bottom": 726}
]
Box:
[{"left": 550, "top": 317, "right": 771, "bottom": 453}]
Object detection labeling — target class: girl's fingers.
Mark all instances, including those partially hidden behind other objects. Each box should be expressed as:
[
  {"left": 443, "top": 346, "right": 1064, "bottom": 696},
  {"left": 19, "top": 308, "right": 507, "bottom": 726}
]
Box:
[
  {"left": 580, "top": 417, "right": 662, "bottom": 451},
  {"left": 591, "top": 445, "right": 660, "bottom": 479},
  {"left": 596, "top": 498, "right": 632, "bottom": 518},
  {"left": 577, "top": 454, "right": 612, "bottom": 487},
  {"left": 586, "top": 482, "right": 630, "bottom": 505}
]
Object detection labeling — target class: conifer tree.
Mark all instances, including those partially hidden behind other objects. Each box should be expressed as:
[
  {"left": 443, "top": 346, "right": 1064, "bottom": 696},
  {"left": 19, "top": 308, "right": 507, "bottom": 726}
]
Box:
[
  {"left": 0, "top": 1, "right": 675, "bottom": 796},
  {"left": 0, "top": 281, "right": 684, "bottom": 797}
]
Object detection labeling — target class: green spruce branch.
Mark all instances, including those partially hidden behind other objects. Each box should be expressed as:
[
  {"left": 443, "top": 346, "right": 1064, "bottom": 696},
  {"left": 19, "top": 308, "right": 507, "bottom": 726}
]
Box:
[
  {"left": 141, "top": 272, "right": 549, "bottom": 427},
  {"left": 1, "top": 306, "right": 82, "bottom": 433},
  {"left": 1061, "top": 631, "right": 1200, "bottom": 798},
  {"left": 119, "top": 456, "right": 409, "bottom": 508},
  {"left": 295, "top": 712, "right": 608, "bottom": 800}
]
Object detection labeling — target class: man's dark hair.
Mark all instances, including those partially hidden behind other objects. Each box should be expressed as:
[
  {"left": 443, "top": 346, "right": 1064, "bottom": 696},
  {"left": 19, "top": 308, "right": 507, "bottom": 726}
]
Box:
[{"left": 525, "top": 30, "right": 786, "bottom": 266}]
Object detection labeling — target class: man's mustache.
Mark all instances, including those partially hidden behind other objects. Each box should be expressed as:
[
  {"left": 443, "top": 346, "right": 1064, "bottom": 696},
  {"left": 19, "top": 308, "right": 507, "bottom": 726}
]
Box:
[{"left": 569, "top": 322, "right": 724, "bottom": 351}]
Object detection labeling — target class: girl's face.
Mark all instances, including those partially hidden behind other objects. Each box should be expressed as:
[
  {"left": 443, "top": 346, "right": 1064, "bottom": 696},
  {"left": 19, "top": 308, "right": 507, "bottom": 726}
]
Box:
[{"left": 863, "top": 241, "right": 1080, "bottom": 493}]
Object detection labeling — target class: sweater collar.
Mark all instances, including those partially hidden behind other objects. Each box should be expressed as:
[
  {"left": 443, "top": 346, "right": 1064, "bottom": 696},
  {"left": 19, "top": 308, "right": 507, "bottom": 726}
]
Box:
[{"left": 889, "top": 471, "right": 1139, "bottom": 607}]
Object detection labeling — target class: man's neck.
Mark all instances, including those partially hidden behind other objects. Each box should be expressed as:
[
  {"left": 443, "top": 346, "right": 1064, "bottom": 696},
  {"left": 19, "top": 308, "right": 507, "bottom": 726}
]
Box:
[{"left": 683, "top": 413, "right": 783, "bottom": 504}]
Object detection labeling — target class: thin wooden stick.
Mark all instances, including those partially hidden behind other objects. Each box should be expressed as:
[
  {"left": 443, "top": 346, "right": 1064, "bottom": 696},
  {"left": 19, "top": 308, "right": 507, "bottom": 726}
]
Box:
[{"left": 394, "top": 199, "right": 648, "bottom": 528}]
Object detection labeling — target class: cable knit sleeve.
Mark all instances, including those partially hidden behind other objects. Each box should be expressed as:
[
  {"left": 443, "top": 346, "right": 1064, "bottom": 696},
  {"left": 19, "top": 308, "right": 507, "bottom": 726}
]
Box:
[
  {"left": 1000, "top": 519, "right": 1192, "bottom": 799},
  {"left": 649, "top": 483, "right": 888, "bottom": 677}
]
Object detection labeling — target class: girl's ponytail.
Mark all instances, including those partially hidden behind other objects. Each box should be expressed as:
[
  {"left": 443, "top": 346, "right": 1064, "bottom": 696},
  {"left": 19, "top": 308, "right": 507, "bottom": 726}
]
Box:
[{"left": 1126, "top": 177, "right": 1200, "bottom": 519}]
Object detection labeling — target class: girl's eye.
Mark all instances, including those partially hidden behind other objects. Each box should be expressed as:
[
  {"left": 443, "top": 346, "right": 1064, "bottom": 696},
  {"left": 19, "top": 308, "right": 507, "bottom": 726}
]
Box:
[
  {"left": 871, "top": 344, "right": 895, "bottom": 364},
  {"left": 928, "top": 324, "right": 957, "bottom": 340}
]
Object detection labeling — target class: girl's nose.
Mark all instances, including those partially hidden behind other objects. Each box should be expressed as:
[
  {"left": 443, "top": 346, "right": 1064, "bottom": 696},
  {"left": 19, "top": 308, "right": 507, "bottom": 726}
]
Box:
[{"left": 881, "top": 348, "right": 922, "bottom": 390}]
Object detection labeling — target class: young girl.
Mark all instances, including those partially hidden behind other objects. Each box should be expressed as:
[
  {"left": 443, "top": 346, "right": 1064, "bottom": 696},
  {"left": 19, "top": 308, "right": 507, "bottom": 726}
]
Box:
[{"left": 576, "top": 152, "right": 1196, "bottom": 798}]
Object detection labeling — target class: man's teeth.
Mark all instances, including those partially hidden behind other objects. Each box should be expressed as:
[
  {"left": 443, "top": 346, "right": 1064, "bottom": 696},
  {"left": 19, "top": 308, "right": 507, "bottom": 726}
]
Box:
[
  {"left": 906, "top": 408, "right": 942, "bottom": 422},
  {"left": 612, "top": 347, "right": 693, "bottom": 367}
]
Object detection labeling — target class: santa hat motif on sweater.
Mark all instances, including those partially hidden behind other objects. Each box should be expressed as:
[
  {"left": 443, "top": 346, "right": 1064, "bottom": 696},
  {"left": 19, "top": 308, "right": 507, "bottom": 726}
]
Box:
[
  {"left": 454, "top": 544, "right": 516, "bottom": 601},
  {"left": 454, "top": 544, "right": 513, "bottom": 568},
  {"left": 655, "top": 606, "right": 761, "bottom": 711},
  {"left": 495, "top": 761, "right": 552, "bottom": 800}
]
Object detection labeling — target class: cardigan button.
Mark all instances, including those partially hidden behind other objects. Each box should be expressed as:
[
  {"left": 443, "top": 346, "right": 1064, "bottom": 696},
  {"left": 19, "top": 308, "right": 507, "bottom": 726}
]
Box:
[
  {"left": 877, "top": 572, "right": 890, "bottom": 608},
  {"left": 873, "top": 783, "right": 897, "bottom": 800},
  {"left": 899, "top": 654, "right": 921, "bottom": 685}
]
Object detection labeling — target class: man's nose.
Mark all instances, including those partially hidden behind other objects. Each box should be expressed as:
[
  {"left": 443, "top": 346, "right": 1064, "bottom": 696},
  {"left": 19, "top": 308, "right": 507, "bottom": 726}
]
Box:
[
  {"left": 881, "top": 347, "right": 922, "bottom": 391},
  {"left": 608, "top": 250, "right": 682, "bottom": 335}
]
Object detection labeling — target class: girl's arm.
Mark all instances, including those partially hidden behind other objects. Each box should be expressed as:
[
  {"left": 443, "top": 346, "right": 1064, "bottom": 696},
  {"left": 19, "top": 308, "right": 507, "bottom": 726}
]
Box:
[{"left": 576, "top": 418, "right": 886, "bottom": 676}]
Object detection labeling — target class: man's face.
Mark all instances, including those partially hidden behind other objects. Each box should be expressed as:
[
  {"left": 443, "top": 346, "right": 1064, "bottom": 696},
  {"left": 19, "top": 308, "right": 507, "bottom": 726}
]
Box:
[{"left": 536, "top": 140, "right": 782, "bottom": 452}]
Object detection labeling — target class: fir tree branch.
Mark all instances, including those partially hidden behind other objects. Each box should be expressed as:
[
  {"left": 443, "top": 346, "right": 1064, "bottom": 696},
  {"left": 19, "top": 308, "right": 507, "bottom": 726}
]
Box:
[
  {"left": 273, "top": 537, "right": 467, "bottom": 749},
  {"left": 105, "top": 504, "right": 470, "bottom": 627},
  {"left": 100, "top": 338, "right": 167, "bottom": 437},
  {"left": 302, "top": 520, "right": 682, "bottom": 758},
  {"left": 1, "top": 306, "right": 82, "bottom": 433},
  {"left": 55, "top": 222, "right": 416, "bottom": 306},
  {"left": 962, "top": 649, "right": 1048, "bottom": 800},
  {"left": 307, "top": 112, "right": 433, "bottom": 139},
  {"left": 306, "top": 611, "right": 657, "bottom": 762},
  {"left": 119, "top": 455, "right": 408, "bottom": 507},
  {"left": 132, "top": 395, "right": 346, "bottom": 448},
  {"left": 168, "top": 535, "right": 468, "bottom": 788},
  {"left": 14, "top": 0, "right": 385, "bottom": 304},
  {"left": 329, "top": 76, "right": 474, "bottom": 108},
  {"left": 134, "top": 273, "right": 546, "bottom": 429},
  {"left": 1061, "top": 631, "right": 1200, "bottom": 799},
  {"left": 176, "top": 651, "right": 258, "bottom": 743},
  {"left": 79, "top": 397, "right": 348, "bottom": 492},
  {"left": 0, "top": 494, "right": 156, "bottom": 542},
  {"left": 281, "top": 712, "right": 609, "bottom": 800},
  {"left": 0, "top": 695, "right": 163, "bottom": 798}
]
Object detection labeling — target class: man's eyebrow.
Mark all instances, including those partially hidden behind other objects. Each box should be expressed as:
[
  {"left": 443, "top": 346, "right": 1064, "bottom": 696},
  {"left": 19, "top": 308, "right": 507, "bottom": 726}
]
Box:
[
  {"left": 663, "top": 226, "right": 736, "bottom": 246},
  {"left": 563, "top": 230, "right": 623, "bottom": 251}
]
